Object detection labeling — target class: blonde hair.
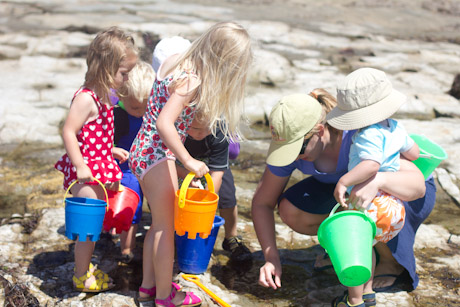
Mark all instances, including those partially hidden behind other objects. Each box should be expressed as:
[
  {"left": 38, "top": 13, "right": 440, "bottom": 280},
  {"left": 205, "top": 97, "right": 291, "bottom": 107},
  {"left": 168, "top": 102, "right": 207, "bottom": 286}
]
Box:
[
  {"left": 166, "top": 22, "right": 252, "bottom": 141},
  {"left": 84, "top": 26, "right": 138, "bottom": 102},
  {"left": 309, "top": 88, "right": 340, "bottom": 136},
  {"left": 119, "top": 61, "right": 155, "bottom": 103}
]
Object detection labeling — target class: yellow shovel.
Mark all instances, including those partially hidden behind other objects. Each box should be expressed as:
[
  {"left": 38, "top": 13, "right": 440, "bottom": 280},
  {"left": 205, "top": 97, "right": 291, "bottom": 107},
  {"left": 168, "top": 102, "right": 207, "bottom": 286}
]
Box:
[{"left": 182, "top": 274, "right": 231, "bottom": 307}]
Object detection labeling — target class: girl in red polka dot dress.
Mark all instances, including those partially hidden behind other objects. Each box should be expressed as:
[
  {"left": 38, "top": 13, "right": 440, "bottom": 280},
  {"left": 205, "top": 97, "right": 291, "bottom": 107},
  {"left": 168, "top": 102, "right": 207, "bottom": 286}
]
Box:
[{"left": 55, "top": 26, "right": 138, "bottom": 293}]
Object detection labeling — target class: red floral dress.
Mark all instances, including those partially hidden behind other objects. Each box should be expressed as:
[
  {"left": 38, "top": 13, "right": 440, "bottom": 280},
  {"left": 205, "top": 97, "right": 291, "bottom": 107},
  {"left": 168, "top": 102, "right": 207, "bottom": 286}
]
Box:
[
  {"left": 55, "top": 88, "right": 122, "bottom": 190},
  {"left": 129, "top": 70, "right": 197, "bottom": 179}
]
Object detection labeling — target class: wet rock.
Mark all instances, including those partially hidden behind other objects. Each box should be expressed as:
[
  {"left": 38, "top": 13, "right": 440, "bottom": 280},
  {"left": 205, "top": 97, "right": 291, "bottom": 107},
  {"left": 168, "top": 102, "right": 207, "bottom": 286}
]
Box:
[{"left": 448, "top": 74, "right": 460, "bottom": 99}]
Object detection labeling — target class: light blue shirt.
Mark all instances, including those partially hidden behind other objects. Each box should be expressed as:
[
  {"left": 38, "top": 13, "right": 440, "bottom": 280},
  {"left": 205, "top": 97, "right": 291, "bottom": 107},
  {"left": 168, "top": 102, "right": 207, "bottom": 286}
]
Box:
[{"left": 346, "top": 119, "right": 414, "bottom": 196}]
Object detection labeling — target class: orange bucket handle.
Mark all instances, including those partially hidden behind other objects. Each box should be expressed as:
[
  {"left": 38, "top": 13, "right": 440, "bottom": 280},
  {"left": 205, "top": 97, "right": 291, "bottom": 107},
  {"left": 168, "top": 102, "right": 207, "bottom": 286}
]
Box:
[
  {"left": 178, "top": 173, "right": 214, "bottom": 209},
  {"left": 63, "top": 178, "right": 109, "bottom": 211}
]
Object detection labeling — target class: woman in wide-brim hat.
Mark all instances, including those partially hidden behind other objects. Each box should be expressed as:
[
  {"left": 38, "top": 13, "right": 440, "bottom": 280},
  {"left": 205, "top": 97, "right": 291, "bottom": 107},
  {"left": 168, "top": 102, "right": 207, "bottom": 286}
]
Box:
[{"left": 252, "top": 87, "right": 435, "bottom": 298}]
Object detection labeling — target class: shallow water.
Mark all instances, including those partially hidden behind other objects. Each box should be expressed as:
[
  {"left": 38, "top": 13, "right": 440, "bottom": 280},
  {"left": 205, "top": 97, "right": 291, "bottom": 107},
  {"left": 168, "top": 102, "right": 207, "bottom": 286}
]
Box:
[{"left": 1, "top": 142, "right": 460, "bottom": 306}]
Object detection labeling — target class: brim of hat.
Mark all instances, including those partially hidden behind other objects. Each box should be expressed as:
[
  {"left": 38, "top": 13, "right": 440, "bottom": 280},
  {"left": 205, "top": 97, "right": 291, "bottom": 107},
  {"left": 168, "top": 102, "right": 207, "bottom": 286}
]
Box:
[
  {"left": 327, "top": 89, "right": 406, "bottom": 130},
  {"left": 266, "top": 137, "right": 304, "bottom": 167}
]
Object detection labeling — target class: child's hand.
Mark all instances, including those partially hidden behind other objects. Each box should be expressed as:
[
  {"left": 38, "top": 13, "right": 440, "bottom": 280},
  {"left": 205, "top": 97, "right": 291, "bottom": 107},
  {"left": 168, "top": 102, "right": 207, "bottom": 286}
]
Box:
[
  {"left": 189, "top": 179, "right": 204, "bottom": 189},
  {"left": 113, "top": 147, "right": 129, "bottom": 164},
  {"left": 334, "top": 181, "right": 349, "bottom": 208},
  {"left": 184, "top": 158, "right": 209, "bottom": 178},
  {"left": 106, "top": 181, "right": 121, "bottom": 191},
  {"left": 76, "top": 164, "right": 94, "bottom": 183}
]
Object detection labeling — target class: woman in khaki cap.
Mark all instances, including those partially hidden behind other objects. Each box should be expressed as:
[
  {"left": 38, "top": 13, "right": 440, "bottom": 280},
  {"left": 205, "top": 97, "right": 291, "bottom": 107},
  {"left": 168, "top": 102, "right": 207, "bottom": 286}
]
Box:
[{"left": 251, "top": 89, "right": 436, "bottom": 300}]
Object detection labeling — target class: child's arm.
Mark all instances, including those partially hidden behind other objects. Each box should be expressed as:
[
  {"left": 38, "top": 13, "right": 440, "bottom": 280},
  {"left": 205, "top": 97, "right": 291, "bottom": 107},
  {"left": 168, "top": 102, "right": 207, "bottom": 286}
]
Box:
[
  {"left": 334, "top": 159, "right": 380, "bottom": 208},
  {"left": 113, "top": 147, "right": 129, "bottom": 164},
  {"left": 157, "top": 91, "right": 209, "bottom": 178},
  {"left": 62, "top": 92, "right": 98, "bottom": 183},
  {"left": 401, "top": 142, "right": 420, "bottom": 161}
]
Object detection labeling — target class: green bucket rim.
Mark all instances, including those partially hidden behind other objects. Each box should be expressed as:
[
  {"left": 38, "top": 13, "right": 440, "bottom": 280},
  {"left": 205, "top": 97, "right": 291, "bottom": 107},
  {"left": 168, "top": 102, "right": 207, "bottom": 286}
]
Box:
[
  {"left": 409, "top": 134, "right": 448, "bottom": 160},
  {"left": 318, "top": 204, "right": 377, "bottom": 244}
]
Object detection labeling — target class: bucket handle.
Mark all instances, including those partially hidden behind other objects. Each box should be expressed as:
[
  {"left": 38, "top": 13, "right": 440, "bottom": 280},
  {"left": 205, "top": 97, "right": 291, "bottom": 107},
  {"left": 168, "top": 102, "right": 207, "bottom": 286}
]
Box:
[
  {"left": 329, "top": 203, "right": 342, "bottom": 217},
  {"left": 329, "top": 203, "right": 369, "bottom": 217},
  {"left": 182, "top": 274, "right": 231, "bottom": 307},
  {"left": 418, "top": 153, "right": 432, "bottom": 159},
  {"left": 63, "top": 178, "right": 109, "bottom": 211},
  {"left": 178, "top": 172, "right": 214, "bottom": 209}
]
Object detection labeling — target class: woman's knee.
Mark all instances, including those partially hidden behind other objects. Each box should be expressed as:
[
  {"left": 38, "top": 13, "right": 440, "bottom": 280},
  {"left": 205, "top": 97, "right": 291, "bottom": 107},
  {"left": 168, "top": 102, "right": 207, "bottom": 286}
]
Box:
[{"left": 279, "top": 199, "right": 325, "bottom": 235}]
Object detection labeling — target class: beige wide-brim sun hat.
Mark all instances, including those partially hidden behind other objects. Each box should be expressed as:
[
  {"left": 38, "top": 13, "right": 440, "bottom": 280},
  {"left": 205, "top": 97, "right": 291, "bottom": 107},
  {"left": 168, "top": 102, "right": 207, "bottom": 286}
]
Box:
[
  {"left": 266, "top": 93, "right": 322, "bottom": 167},
  {"left": 326, "top": 67, "right": 406, "bottom": 130}
]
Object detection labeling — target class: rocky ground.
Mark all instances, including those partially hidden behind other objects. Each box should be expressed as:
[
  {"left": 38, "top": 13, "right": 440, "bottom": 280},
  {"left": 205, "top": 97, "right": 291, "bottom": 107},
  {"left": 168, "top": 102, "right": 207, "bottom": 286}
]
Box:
[{"left": 1, "top": 0, "right": 460, "bottom": 306}]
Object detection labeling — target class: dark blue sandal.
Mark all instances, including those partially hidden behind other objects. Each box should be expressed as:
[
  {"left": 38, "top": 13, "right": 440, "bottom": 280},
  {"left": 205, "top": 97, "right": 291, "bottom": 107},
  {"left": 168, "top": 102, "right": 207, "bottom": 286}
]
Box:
[
  {"left": 373, "top": 272, "right": 407, "bottom": 292},
  {"left": 342, "top": 290, "right": 375, "bottom": 307},
  {"left": 332, "top": 291, "right": 365, "bottom": 307},
  {"left": 362, "top": 292, "right": 376, "bottom": 307}
]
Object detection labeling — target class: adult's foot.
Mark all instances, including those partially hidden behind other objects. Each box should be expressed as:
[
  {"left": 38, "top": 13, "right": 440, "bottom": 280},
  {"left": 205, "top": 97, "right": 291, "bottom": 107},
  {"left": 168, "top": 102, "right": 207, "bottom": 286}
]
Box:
[
  {"left": 373, "top": 259, "right": 405, "bottom": 291},
  {"left": 313, "top": 253, "right": 333, "bottom": 271}
]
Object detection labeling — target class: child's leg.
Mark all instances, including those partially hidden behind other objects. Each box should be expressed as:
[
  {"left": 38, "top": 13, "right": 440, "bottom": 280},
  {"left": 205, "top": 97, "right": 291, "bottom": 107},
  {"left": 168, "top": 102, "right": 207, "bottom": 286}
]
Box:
[
  {"left": 138, "top": 160, "right": 177, "bottom": 300},
  {"left": 347, "top": 285, "right": 365, "bottom": 305},
  {"left": 120, "top": 224, "right": 138, "bottom": 261},
  {"left": 220, "top": 206, "right": 238, "bottom": 238},
  {"left": 71, "top": 183, "right": 111, "bottom": 288},
  {"left": 362, "top": 248, "right": 377, "bottom": 305},
  {"left": 120, "top": 170, "right": 143, "bottom": 258}
]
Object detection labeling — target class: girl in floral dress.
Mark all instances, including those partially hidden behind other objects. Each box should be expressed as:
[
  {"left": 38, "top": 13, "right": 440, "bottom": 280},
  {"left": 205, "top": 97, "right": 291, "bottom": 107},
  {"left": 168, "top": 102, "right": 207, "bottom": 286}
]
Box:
[
  {"left": 55, "top": 26, "right": 138, "bottom": 293},
  {"left": 129, "top": 22, "right": 252, "bottom": 306}
]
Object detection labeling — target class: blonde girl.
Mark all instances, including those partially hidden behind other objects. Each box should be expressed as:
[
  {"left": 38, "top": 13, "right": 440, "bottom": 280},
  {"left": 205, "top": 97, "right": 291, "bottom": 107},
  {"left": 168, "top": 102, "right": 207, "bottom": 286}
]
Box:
[
  {"left": 55, "top": 26, "right": 138, "bottom": 292},
  {"left": 129, "top": 21, "right": 252, "bottom": 306}
]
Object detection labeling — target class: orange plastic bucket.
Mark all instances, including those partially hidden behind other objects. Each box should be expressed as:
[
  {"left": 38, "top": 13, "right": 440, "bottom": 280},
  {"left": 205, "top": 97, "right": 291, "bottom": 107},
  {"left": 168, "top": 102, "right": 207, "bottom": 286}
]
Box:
[
  {"left": 103, "top": 185, "right": 140, "bottom": 234},
  {"left": 174, "top": 173, "right": 219, "bottom": 239}
]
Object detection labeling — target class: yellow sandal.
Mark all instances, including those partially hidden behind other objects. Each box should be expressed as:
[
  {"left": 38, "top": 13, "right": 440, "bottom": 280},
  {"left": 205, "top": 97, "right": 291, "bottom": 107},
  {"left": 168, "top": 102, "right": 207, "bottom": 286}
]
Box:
[
  {"left": 89, "top": 263, "right": 112, "bottom": 283},
  {"left": 74, "top": 263, "right": 111, "bottom": 283},
  {"left": 73, "top": 271, "right": 115, "bottom": 293}
]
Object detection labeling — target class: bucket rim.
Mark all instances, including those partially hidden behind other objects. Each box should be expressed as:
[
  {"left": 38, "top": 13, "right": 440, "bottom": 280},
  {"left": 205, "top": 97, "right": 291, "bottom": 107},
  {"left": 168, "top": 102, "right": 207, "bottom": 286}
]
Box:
[
  {"left": 175, "top": 189, "right": 219, "bottom": 205},
  {"left": 409, "top": 133, "right": 448, "bottom": 160},
  {"left": 65, "top": 197, "right": 108, "bottom": 206},
  {"left": 318, "top": 210, "right": 377, "bottom": 241}
]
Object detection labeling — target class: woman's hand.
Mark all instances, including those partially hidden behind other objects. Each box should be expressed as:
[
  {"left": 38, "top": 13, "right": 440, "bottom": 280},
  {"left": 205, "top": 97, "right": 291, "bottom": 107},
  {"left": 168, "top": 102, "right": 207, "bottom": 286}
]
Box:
[{"left": 258, "top": 261, "right": 282, "bottom": 290}]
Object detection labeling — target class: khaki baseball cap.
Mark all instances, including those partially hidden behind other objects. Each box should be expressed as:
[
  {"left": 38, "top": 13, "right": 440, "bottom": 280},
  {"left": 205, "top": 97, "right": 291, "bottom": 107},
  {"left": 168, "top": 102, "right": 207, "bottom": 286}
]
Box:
[{"left": 266, "top": 93, "right": 322, "bottom": 166}]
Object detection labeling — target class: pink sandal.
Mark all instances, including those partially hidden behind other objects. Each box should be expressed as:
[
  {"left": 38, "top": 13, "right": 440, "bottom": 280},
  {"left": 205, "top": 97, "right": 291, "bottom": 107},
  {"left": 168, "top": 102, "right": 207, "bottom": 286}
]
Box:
[
  {"left": 137, "top": 282, "right": 182, "bottom": 302},
  {"left": 155, "top": 286, "right": 201, "bottom": 307}
]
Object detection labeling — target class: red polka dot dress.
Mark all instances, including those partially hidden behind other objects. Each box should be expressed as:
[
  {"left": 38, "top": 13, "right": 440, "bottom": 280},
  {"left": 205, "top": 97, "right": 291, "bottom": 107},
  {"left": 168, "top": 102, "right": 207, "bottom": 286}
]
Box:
[{"left": 55, "top": 88, "right": 123, "bottom": 190}]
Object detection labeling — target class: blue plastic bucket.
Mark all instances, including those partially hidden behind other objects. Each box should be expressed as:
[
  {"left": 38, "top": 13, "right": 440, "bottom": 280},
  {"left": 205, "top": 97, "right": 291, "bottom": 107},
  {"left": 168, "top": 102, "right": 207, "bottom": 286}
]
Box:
[
  {"left": 64, "top": 179, "right": 108, "bottom": 242},
  {"left": 175, "top": 216, "right": 225, "bottom": 274}
]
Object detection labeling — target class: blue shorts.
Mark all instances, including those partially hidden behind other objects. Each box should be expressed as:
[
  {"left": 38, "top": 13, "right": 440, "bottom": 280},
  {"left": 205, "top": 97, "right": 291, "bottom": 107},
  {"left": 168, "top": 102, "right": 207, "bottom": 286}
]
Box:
[
  {"left": 121, "top": 169, "right": 143, "bottom": 224},
  {"left": 281, "top": 176, "right": 337, "bottom": 214}
]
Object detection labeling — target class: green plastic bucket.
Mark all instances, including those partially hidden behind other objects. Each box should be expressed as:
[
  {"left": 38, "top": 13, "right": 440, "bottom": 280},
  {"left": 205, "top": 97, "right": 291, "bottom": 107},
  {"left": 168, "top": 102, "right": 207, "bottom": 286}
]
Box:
[
  {"left": 410, "top": 134, "right": 448, "bottom": 179},
  {"left": 317, "top": 204, "right": 376, "bottom": 287}
]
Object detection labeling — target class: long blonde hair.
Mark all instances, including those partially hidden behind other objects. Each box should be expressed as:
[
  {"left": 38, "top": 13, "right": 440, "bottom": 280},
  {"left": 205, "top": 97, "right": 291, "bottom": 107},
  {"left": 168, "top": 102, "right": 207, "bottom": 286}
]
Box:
[
  {"left": 167, "top": 22, "right": 252, "bottom": 141},
  {"left": 84, "top": 26, "right": 138, "bottom": 102},
  {"left": 309, "top": 88, "right": 340, "bottom": 136}
]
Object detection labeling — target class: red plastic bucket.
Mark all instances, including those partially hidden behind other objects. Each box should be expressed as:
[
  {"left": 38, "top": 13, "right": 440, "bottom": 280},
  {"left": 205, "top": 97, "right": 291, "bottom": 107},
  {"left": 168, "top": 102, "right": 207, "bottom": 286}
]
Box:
[{"left": 103, "top": 185, "right": 140, "bottom": 234}]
